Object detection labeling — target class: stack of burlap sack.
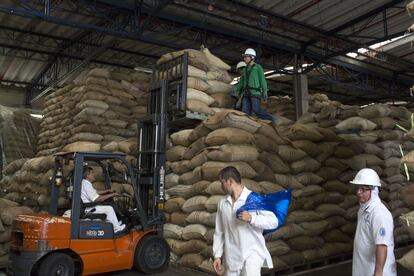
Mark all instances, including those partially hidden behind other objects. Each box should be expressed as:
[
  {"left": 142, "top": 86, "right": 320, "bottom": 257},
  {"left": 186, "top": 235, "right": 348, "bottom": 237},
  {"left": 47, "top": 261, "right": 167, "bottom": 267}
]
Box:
[
  {"left": 0, "top": 198, "right": 34, "bottom": 268},
  {"left": 298, "top": 95, "right": 414, "bottom": 244},
  {"left": 157, "top": 47, "right": 235, "bottom": 114},
  {"left": 263, "top": 96, "right": 295, "bottom": 121},
  {"left": 0, "top": 105, "right": 40, "bottom": 175},
  {"left": 163, "top": 110, "right": 364, "bottom": 273},
  {"left": 36, "top": 68, "right": 149, "bottom": 157}
]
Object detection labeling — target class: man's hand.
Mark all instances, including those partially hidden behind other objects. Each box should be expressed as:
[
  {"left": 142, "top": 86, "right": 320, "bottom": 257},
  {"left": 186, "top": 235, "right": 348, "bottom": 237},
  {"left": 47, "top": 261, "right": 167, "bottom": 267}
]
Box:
[
  {"left": 238, "top": 211, "right": 252, "bottom": 223},
  {"left": 213, "top": 257, "right": 223, "bottom": 275}
]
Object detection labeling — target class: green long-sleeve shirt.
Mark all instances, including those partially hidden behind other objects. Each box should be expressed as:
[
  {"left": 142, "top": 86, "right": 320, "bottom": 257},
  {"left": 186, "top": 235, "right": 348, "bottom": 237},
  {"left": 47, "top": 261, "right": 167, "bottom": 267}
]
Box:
[{"left": 234, "top": 63, "right": 268, "bottom": 98}]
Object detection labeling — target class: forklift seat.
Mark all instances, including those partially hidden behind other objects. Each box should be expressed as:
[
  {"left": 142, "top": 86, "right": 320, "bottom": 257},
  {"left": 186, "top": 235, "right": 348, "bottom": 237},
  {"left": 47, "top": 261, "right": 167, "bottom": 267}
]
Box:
[{"left": 80, "top": 202, "right": 107, "bottom": 221}]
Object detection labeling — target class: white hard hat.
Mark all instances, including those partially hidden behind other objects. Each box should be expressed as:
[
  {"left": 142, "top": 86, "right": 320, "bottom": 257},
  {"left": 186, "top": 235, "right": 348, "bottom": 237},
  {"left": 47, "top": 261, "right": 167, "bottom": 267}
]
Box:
[
  {"left": 350, "top": 168, "right": 381, "bottom": 187},
  {"left": 236, "top": 61, "right": 246, "bottom": 70},
  {"left": 243, "top": 48, "right": 256, "bottom": 57}
]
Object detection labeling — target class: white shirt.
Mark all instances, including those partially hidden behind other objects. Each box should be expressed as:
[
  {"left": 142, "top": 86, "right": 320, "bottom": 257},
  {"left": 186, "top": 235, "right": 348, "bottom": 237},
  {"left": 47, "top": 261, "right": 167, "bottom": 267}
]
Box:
[
  {"left": 213, "top": 187, "right": 278, "bottom": 271},
  {"left": 81, "top": 179, "right": 99, "bottom": 203},
  {"left": 353, "top": 201, "right": 397, "bottom": 276}
]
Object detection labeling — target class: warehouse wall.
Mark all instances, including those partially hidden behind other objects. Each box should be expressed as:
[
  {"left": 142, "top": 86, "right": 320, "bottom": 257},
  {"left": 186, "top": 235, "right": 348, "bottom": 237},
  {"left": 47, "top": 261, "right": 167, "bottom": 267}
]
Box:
[{"left": 0, "top": 85, "right": 43, "bottom": 110}]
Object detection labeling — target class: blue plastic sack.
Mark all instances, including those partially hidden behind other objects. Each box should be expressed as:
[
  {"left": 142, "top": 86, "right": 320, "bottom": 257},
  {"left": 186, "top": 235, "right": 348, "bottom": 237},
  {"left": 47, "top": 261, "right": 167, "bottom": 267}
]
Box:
[{"left": 236, "top": 189, "right": 292, "bottom": 235}]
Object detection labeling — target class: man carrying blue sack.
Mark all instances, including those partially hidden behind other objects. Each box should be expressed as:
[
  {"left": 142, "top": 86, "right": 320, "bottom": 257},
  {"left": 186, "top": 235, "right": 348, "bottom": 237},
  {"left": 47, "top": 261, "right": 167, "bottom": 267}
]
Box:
[{"left": 213, "top": 166, "right": 291, "bottom": 276}]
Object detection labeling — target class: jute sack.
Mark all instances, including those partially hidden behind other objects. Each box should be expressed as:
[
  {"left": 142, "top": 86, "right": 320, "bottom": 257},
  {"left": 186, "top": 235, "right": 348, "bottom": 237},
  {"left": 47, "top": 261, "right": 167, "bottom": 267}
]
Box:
[
  {"left": 259, "top": 152, "right": 290, "bottom": 174},
  {"left": 68, "top": 133, "right": 103, "bottom": 143},
  {"left": 290, "top": 157, "right": 321, "bottom": 174},
  {"left": 322, "top": 229, "right": 351, "bottom": 243},
  {"left": 370, "top": 117, "right": 396, "bottom": 129},
  {"left": 249, "top": 160, "right": 276, "bottom": 182},
  {"left": 397, "top": 249, "right": 414, "bottom": 272},
  {"left": 205, "top": 127, "right": 254, "bottom": 146},
  {"left": 164, "top": 223, "right": 183, "bottom": 239},
  {"left": 169, "top": 160, "right": 192, "bottom": 175},
  {"left": 259, "top": 182, "right": 284, "bottom": 193},
  {"left": 158, "top": 49, "right": 209, "bottom": 71},
  {"left": 182, "top": 224, "right": 208, "bottom": 240},
  {"left": 317, "top": 204, "right": 347, "bottom": 218},
  {"left": 169, "top": 212, "right": 188, "bottom": 226},
  {"left": 206, "top": 144, "right": 259, "bottom": 162},
  {"left": 202, "top": 48, "right": 231, "bottom": 71},
  {"left": 286, "top": 124, "right": 324, "bottom": 142},
  {"left": 165, "top": 197, "right": 186, "bottom": 213},
  {"left": 206, "top": 80, "right": 232, "bottom": 94},
  {"left": 292, "top": 185, "right": 324, "bottom": 198},
  {"left": 186, "top": 211, "right": 216, "bottom": 227},
  {"left": 3, "top": 158, "right": 28, "bottom": 175},
  {"left": 199, "top": 259, "right": 216, "bottom": 275},
  {"left": 0, "top": 198, "right": 19, "bottom": 209},
  {"left": 278, "top": 145, "right": 307, "bottom": 163},
  {"left": 299, "top": 220, "right": 329, "bottom": 236},
  {"left": 201, "top": 161, "right": 257, "bottom": 180},
  {"left": 207, "top": 70, "right": 232, "bottom": 83},
  {"left": 323, "top": 180, "right": 351, "bottom": 194},
  {"left": 274, "top": 174, "right": 304, "bottom": 189},
  {"left": 166, "top": 146, "right": 187, "bottom": 162},
  {"left": 401, "top": 151, "right": 414, "bottom": 172},
  {"left": 334, "top": 146, "right": 355, "bottom": 158},
  {"left": 166, "top": 238, "right": 208, "bottom": 256},
  {"left": 188, "top": 124, "right": 211, "bottom": 142},
  {"left": 259, "top": 123, "right": 289, "bottom": 145},
  {"left": 187, "top": 89, "right": 215, "bottom": 106},
  {"left": 0, "top": 206, "right": 33, "bottom": 225},
  {"left": 291, "top": 140, "right": 321, "bottom": 157},
  {"left": 316, "top": 167, "right": 341, "bottom": 181},
  {"left": 63, "top": 142, "right": 101, "bottom": 152},
  {"left": 204, "top": 181, "right": 225, "bottom": 195},
  {"left": 357, "top": 104, "right": 390, "bottom": 119},
  {"left": 166, "top": 173, "right": 179, "bottom": 189},
  {"left": 266, "top": 223, "right": 305, "bottom": 240},
  {"left": 287, "top": 236, "right": 324, "bottom": 251},
  {"left": 182, "top": 196, "right": 209, "bottom": 213},
  {"left": 296, "top": 173, "right": 324, "bottom": 186},
  {"left": 187, "top": 65, "right": 207, "bottom": 80},
  {"left": 187, "top": 77, "right": 210, "bottom": 92},
  {"left": 179, "top": 167, "right": 202, "bottom": 185},
  {"left": 286, "top": 210, "right": 324, "bottom": 223},
  {"left": 400, "top": 185, "right": 414, "bottom": 208},
  {"left": 187, "top": 100, "right": 214, "bottom": 115},
  {"left": 167, "top": 185, "right": 193, "bottom": 199},
  {"left": 77, "top": 99, "right": 109, "bottom": 110},
  {"left": 204, "top": 196, "right": 223, "bottom": 212},
  {"left": 266, "top": 240, "right": 291, "bottom": 256},
  {"left": 324, "top": 192, "right": 345, "bottom": 204},
  {"left": 182, "top": 137, "right": 206, "bottom": 160},
  {"left": 335, "top": 117, "right": 377, "bottom": 131},
  {"left": 203, "top": 110, "right": 261, "bottom": 133},
  {"left": 254, "top": 134, "right": 279, "bottom": 153},
  {"left": 210, "top": 93, "right": 234, "bottom": 108},
  {"left": 179, "top": 253, "right": 204, "bottom": 269},
  {"left": 170, "top": 130, "right": 193, "bottom": 147},
  {"left": 188, "top": 152, "right": 209, "bottom": 170}
]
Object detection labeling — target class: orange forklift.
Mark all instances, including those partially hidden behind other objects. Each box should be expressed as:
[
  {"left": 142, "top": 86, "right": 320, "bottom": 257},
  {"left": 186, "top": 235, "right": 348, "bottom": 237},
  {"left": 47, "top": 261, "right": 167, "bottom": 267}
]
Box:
[{"left": 7, "top": 69, "right": 191, "bottom": 275}]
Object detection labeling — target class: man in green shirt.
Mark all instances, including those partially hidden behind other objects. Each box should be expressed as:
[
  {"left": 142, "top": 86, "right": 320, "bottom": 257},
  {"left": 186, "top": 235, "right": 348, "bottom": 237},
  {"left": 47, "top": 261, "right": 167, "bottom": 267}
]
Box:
[{"left": 233, "top": 48, "right": 274, "bottom": 121}]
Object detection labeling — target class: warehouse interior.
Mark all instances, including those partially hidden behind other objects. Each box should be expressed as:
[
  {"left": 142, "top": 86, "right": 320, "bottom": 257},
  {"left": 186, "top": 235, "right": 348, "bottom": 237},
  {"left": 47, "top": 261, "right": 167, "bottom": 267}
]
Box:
[{"left": 1, "top": 0, "right": 414, "bottom": 275}]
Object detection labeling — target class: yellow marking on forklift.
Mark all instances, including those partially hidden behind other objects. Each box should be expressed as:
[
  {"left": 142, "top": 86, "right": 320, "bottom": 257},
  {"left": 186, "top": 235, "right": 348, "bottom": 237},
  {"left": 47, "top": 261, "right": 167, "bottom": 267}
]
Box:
[{"left": 158, "top": 203, "right": 164, "bottom": 209}]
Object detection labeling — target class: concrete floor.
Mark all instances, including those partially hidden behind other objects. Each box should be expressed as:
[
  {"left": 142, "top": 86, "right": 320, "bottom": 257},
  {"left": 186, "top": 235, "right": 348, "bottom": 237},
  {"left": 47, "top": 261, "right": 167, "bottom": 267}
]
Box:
[{"left": 1, "top": 246, "right": 413, "bottom": 275}]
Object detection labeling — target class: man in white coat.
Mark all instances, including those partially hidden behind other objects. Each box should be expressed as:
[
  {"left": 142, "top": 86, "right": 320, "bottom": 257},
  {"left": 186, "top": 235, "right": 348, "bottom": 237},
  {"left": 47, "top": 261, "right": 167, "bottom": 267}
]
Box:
[
  {"left": 350, "top": 168, "right": 397, "bottom": 276},
  {"left": 213, "top": 166, "right": 278, "bottom": 276},
  {"left": 81, "top": 166, "right": 126, "bottom": 233}
]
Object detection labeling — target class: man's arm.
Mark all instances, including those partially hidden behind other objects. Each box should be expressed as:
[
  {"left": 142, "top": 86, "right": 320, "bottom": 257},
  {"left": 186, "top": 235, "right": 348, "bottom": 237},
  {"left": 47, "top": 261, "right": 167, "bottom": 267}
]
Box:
[
  {"left": 238, "top": 210, "right": 278, "bottom": 230},
  {"left": 374, "top": 245, "right": 387, "bottom": 276},
  {"left": 96, "top": 189, "right": 112, "bottom": 195},
  {"left": 95, "top": 193, "right": 116, "bottom": 203},
  {"left": 213, "top": 202, "right": 224, "bottom": 276}
]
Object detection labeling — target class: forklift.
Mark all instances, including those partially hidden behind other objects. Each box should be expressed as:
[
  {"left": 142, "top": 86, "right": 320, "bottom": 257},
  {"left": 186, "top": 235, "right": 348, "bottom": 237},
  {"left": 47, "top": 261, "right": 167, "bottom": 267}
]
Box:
[{"left": 8, "top": 53, "right": 193, "bottom": 275}]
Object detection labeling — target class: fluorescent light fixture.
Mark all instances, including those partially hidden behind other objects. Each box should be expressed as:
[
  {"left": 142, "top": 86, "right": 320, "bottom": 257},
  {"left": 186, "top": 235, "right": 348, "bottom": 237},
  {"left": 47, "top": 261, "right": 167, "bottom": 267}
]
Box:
[
  {"left": 30, "top": 114, "right": 43, "bottom": 119},
  {"left": 134, "top": 66, "right": 152, "bottom": 73}
]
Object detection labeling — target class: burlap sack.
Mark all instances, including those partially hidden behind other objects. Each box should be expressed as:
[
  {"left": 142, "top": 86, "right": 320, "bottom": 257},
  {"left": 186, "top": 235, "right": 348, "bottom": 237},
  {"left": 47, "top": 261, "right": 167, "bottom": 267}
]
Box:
[
  {"left": 287, "top": 236, "right": 324, "bottom": 251},
  {"left": 274, "top": 174, "right": 304, "bottom": 189},
  {"left": 296, "top": 173, "right": 324, "bottom": 186},
  {"left": 179, "top": 253, "right": 204, "bottom": 269},
  {"left": 278, "top": 145, "right": 307, "bottom": 163},
  {"left": 164, "top": 223, "right": 184, "bottom": 239},
  {"left": 259, "top": 152, "right": 290, "bottom": 174},
  {"left": 187, "top": 100, "right": 214, "bottom": 115},
  {"left": 201, "top": 161, "right": 257, "bottom": 180},
  {"left": 61, "top": 141, "right": 101, "bottom": 153},
  {"left": 249, "top": 160, "right": 276, "bottom": 182},
  {"left": 291, "top": 140, "right": 321, "bottom": 157},
  {"left": 0, "top": 206, "right": 33, "bottom": 225},
  {"left": 357, "top": 104, "right": 390, "bottom": 119},
  {"left": 206, "top": 144, "right": 259, "bottom": 162},
  {"left": 254, "top": 134, "right": 279, "bottom": 153},
  {"left": 166, "top": 146, "right": 187, "bottom": 162},
  {"left": 165, "top": 197, "right": 186, "bottom": 213},
  {"left": 166, "top": 238, "right": 208, "bottom": 256},
  {"left": 187, "top": 89, "right": 215, "bottom": 106},
  {"left": 266, "top": 240, "right": 291, "bottom": 256},
  {"left": 205, "top": 127, "right": 254, "bottom": 146},
  {"left": 204, "top": 110, "right": 261, "bottom": 133},
  {"left": 286, "top": 124, "right": 323, "bottom": 142},
  {"left": 204, "top": 181, "right": 225, "bottom": 195},
  {"left": 182, "top": 137, "right": 206, "bottom": 160},
  {"left": 290, "top": 157, "right": 321, "bottom": 173},
  {"left": 335, "top": 117, "right": 377, "bottom": 131},
  {"left": 182, "top": 196, "right": 209, "bottom": 213},
  {"left": 186, "top": 211, "right": 216, "bottom": 227},
  {"left": 204, "top": 196, "right": 223, "bottom": 212},
  {"left": 170, "top": 129, "right": 193, "bottom": 147},
  {"left": 182, "top": 224, "right": 208, "bottom": 240}
]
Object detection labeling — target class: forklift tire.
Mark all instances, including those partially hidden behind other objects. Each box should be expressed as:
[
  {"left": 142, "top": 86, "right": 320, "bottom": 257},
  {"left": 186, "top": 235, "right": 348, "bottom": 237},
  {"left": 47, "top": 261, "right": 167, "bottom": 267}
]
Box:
[
  {"left": 37, "top": 253, "right": 75, "bottom": 276},
  {"left": 134, "top": 235, "right": 170, "bottom": 274}
]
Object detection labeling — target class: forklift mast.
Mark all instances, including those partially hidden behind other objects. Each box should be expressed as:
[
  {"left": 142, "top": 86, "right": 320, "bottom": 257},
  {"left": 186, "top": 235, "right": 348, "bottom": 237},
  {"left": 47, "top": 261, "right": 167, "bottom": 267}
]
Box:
[{"left": 136, "top": 52, "right": 189, "bottom": 231}]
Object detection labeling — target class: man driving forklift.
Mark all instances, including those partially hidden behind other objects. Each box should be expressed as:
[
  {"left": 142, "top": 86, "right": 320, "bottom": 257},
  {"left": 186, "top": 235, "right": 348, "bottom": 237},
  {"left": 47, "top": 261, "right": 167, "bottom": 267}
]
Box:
[{"left": 81, "top": 166, "right": 125, "bottom": 233}]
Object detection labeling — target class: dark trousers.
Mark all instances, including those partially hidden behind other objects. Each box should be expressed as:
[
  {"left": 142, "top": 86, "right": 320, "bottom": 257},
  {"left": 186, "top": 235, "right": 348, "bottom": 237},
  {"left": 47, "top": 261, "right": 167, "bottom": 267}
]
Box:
[{"left": 241, "top": 96, "right": 274, "bottom": 121}]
